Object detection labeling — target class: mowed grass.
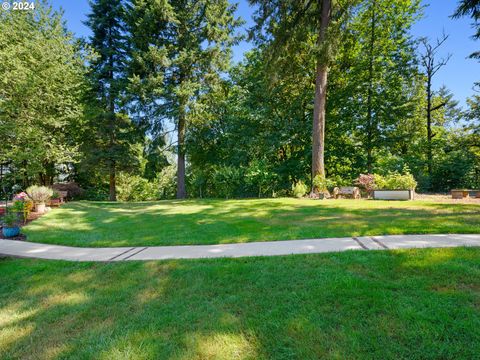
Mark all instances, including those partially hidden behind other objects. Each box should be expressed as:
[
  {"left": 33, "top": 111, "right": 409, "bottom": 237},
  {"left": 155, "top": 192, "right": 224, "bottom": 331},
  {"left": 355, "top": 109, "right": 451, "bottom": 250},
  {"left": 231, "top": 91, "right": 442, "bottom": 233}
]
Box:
[
  {"left": 1, "top": 248, "right": 480, "bottom": 359},
  {"left": 23, "top": 198, "right": 480, "bottom": 247}
]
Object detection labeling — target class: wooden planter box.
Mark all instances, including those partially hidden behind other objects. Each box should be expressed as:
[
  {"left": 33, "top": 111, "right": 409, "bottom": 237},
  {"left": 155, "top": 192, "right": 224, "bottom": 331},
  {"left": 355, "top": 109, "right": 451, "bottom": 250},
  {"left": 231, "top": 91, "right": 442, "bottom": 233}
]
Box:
[
  {"left": 373, "top": 190, "right": 414, "bottom": 200},
  {"left": 451, "top": 190, "right": 469, "bottom": 199},
  {"left": 49, "top": 199, "right": 61, "bottom": 207}
]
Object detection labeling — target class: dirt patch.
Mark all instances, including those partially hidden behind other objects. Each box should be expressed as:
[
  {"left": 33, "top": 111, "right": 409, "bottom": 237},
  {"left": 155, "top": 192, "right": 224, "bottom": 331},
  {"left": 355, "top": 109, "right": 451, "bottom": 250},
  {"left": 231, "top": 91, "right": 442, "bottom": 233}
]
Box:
[{"left": 414, "top": 193, "right": 480, "bottom": 204}]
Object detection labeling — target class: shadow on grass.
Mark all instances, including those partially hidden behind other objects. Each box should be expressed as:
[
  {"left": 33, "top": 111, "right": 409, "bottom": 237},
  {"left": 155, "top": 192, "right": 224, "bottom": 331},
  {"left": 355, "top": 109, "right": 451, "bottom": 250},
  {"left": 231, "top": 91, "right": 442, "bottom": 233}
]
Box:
[
  {"left": 1, "top": 247, "right": 479, "bottom": 359},
  {"left": 22, "top": 199, "right": 480, "bottom": 247}
]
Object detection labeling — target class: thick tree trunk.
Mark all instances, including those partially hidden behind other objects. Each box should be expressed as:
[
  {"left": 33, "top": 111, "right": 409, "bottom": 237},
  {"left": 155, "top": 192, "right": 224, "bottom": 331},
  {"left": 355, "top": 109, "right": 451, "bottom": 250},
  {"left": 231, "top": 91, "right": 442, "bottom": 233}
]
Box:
[
  {"left": 312, "top": 0, "right": 331, "bottom": 181},
  {"left": 177, "top": 101, "right": 187, "bottom": 199},
  {"left": 312, "top": 64, "right": 328, "bottom": 179},
  {"left": 109, "top": 161, "right": 116, "bottom": 201},
  {"left": 108, "top": 47, "right": 117, "bottom": 202}
]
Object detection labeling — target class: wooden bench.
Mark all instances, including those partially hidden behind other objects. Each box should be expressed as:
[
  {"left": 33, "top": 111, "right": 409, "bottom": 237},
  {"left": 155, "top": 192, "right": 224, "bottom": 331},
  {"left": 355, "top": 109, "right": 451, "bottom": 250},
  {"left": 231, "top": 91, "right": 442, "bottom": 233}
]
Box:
[
  {"left": 451, "top": 189, "right": 480, "bottom": 199},
  {"left": 333, "top": 186, "right": 361, "bottom": 199}
]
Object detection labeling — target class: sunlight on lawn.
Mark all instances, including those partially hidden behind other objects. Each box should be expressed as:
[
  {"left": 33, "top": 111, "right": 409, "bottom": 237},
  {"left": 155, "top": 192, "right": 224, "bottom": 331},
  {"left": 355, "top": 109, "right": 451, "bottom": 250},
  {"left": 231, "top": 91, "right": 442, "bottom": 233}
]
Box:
[
  {"left": 21, "top": 198, "right": 480, "bottom": 247},
  {"left": 0, "top": 303, "right": 38, "bottom": 328},
  {"left": 1, "top": 249, "right": 480, "bottom": 359},
  {"left": 46, "top": 292, "right": 89, "bottom": 306},
  {"left": 400, "top": 248, "right": 458, "bottom": 268},
  {"left": 178, "top": 332, "right": 257, "bottom": 360},
  {"left": 0, "top": 325, "right": 34, "bottom": 353}
]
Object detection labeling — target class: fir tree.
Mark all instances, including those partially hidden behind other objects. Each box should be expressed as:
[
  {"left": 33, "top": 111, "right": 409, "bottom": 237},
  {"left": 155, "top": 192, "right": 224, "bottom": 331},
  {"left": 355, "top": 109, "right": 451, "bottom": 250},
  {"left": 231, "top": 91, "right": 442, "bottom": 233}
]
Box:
[
  {"left": 128, "top": 0, "right": 242, "bottom": 198},
  {"left": 84, "top": 0, "right": 140, "bottom": 201}
]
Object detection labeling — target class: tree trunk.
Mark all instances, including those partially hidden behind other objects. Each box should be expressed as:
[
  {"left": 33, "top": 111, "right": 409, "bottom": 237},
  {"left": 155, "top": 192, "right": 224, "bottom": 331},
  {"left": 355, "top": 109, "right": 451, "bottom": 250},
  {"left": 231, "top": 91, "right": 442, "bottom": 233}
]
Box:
[
  {"left": 312, "top": 0, "right": 331, "bottom": 181},
  {"left": 366, "top": 0, "right": 376, "bottom": 173},
  {"left": 109, "top": 161, "right": 116, "bottom": 201},
  {"left": 177, "top": 101, "right": 187, "bottom": 199},
  {"left": 108, "top": 43, "right": 117, "bottom": 202},
  {"left": 426, "top": 75, "right": 433, "bottom": 181}
]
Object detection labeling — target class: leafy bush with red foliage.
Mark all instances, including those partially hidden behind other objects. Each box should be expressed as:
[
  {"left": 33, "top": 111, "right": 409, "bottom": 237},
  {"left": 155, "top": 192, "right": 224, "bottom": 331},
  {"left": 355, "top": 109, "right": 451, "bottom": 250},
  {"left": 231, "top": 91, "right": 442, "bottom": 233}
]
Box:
[
  {"left": 51, "top": 183, "right": 84, "bottom": 200},
  {"left": 355, "top": 174, "right": 376, "bottom": 195}
]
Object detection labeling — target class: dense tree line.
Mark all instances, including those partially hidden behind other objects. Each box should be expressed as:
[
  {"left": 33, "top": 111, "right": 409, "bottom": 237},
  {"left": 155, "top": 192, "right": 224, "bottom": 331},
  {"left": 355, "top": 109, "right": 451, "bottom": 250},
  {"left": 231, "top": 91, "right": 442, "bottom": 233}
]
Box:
[{"left": 0, "top": 0, "right": 479, "bottom": 200}]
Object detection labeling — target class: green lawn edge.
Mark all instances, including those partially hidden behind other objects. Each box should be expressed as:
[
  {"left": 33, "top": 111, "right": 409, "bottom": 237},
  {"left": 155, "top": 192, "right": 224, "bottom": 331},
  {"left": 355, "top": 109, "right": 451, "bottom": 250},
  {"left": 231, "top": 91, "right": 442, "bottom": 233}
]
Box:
[{"left": 21, "top": 198, "right": 480, "bottom": 247}]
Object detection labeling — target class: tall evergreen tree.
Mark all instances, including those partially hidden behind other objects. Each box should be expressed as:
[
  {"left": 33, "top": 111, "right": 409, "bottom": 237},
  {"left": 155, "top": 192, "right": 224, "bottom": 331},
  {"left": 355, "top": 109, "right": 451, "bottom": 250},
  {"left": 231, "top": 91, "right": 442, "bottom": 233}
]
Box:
[
  {"left": 84, "top": 0, "right": 140, "bottom": 201},
  {"left": 249, "top": 0, "right": 357, "bottom": 185},
  {"left": 128, "top": 0, "right": 241, "bottom": 199},
  {"left": 351, "top": 0, "right": 420, "bottom": 172}
]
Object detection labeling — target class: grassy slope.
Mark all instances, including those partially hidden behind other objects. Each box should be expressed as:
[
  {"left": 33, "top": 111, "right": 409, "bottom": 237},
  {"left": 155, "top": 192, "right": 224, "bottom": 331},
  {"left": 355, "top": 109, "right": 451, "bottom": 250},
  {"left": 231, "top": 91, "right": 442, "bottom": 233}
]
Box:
[
  {"left": 1, "top": 248, "right": 480, "bottom": 359},
  {"left": 22, "top": 198, "right": 480, "bottom": 247}
]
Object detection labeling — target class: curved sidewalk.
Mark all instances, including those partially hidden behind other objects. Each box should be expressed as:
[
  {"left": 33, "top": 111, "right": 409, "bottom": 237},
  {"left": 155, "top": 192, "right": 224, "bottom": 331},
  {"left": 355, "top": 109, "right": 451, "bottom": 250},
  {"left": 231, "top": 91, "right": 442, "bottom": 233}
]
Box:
[{"left": 0, "top": 234, "right": 480, "bottom": 262}]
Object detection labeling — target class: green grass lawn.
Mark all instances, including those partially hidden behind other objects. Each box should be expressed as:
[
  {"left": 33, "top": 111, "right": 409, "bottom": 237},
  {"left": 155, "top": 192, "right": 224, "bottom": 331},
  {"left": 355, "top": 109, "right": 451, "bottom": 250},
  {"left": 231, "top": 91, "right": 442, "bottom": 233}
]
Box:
[
  {"left": 23, "top": 198, "right": 480, "bottom": 247},
  {"left": 1, "top": 248, "right": 480, "bottom": 359}
]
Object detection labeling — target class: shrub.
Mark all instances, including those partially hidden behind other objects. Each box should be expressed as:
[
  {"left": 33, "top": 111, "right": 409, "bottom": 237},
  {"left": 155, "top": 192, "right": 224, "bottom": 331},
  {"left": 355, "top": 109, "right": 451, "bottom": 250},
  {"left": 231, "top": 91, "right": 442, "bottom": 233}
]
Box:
[
  {"left": 82, "top": 187, "right": 109, "bottom": 201},
  {"left": 273, "top": 189, "right": 289, "bottom": 198},
  {"left": 12, "top": 199, "right": 33, "bottom": 223},
  {"left": 327, "top": 175, "right": 350, "bottom": 188},
  {"left": 245, "top": 160, "right": 277, "bottom": 198},
  {"left": 190, "top": 170, "right": 208, "bottom": 198},
  {"left": 355, "top": 174, "right": 376, "bottom": 195},
  {"left": 3, "top": 212, "right": 19, "bottom": 227},
  {"left": 312, "top": 175, "right": 328, "bottom": 192},
  {"left": 117, "top": 173, "right": 159, "bottom": 202},
  {"left": 52, "top": 182, "right": 84, "bottom": 200},
  {"left": 212, "top": 166, "right": 243, "bottom": 199},
  {"left": 25, "top": 186, "right": 53, "bottom": 204},
  {"left": 117, "top": 167, "right": 176, "bottom": 202},
  {"left": 11, "top": 200, "right": 25, "bottom": 213},
  {"left": 155, "top": 165, "right": 177, "bottom": 199},
  {"left": 292, "top": 181, "right": 308, "bottom": 198},
  {"left": 312, "top": 175, "right": 337, "bottom": 196},
  {"left": 374, "top": 172, "right": 417, "bottom": 190}
]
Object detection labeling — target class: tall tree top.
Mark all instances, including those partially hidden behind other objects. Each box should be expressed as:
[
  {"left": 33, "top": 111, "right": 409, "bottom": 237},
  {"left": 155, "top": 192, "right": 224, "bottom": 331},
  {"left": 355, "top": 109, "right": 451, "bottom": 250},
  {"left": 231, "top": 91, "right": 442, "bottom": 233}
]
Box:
[{"left": 452, "top": 0, "right": 480, "bottom": 58}]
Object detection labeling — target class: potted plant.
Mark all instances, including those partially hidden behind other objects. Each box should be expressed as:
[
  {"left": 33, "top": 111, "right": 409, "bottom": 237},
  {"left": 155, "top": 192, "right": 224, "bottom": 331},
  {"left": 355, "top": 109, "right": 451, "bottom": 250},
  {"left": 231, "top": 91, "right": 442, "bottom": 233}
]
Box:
[
  {"left": 49, "top": 191, "right": 61, "bottom": 206},
  {"left": 25, "top": 185, "right": 53, "bottom": 214},
  {"left": 2, "top": 211, "right": 20, "bottom": 238},
  {"left": 372, "top": 172, "right": 417, "bottom": 200}
]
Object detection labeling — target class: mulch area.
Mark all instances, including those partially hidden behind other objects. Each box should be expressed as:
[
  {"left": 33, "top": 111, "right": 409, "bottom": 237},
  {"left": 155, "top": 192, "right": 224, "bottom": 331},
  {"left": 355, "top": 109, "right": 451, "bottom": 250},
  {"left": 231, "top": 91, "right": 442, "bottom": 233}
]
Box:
[
  {"left": 24, "top": 211, "right": 43, "bottom": 224},
  {"left": 2, "top": 233, "right": 27, "bottom": 241}
]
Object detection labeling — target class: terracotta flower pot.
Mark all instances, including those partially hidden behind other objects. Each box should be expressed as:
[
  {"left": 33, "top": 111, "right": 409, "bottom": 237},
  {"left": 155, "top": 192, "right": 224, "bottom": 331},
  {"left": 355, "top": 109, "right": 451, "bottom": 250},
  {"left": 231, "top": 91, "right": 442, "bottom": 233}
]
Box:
[{"left": 36, "top": 203, "right": 46, "bottom": 214}]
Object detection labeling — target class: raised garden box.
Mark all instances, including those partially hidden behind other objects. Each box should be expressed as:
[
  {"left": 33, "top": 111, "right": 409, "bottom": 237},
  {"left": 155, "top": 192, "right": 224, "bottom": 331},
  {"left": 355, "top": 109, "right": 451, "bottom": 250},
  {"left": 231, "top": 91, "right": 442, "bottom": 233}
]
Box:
[
  {"left": 451, "top": 189, "right": 480, "bottom": 199},
  {"left": 373, "top": 190, "right": 414, "bottom": 200}
]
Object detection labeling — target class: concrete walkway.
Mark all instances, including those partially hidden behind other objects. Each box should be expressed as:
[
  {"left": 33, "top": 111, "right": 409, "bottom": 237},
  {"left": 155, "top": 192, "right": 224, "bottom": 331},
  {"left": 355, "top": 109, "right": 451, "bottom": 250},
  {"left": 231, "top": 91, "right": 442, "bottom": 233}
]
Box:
[{"left": 0, "top": 234, "right": 479, "bottom": 262}]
